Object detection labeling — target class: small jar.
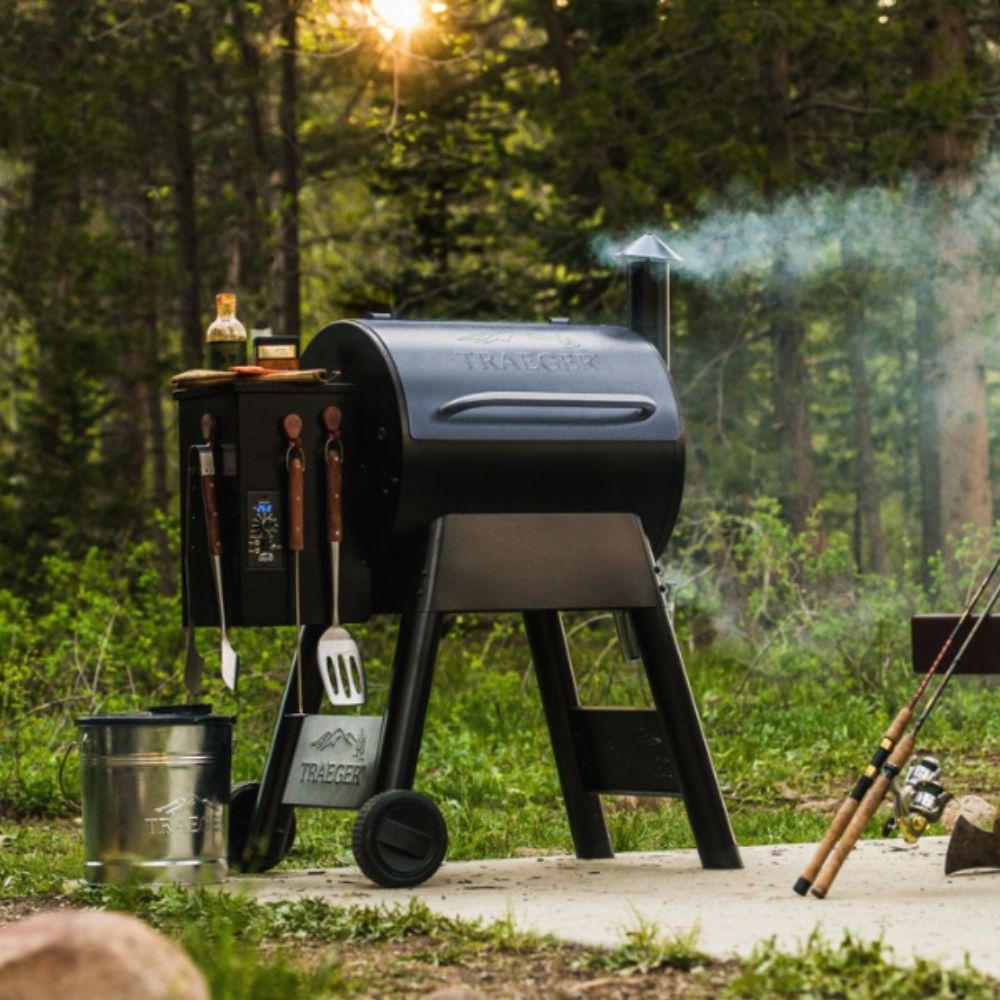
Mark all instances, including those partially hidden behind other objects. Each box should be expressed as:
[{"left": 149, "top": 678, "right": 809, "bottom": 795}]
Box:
[{"left": 205, "top": 293, "right": 247, "bottom": 371}]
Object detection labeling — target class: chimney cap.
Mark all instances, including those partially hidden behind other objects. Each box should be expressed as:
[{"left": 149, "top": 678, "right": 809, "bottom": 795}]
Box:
[{"left": 615, "top": 233, "right": 683, "bottom": 264}]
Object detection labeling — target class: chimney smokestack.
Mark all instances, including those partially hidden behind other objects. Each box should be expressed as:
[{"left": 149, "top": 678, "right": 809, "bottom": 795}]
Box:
[{"left": 616, "top": 233, "right": 683, "bottom": 368}]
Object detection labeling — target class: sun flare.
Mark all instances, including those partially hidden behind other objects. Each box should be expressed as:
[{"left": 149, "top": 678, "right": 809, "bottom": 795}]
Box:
[{"left": 370, "top": 0, "right": 422, "bottom": 38}]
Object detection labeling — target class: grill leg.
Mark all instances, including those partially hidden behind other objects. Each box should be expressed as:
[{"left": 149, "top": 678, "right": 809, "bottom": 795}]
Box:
[
  {"left": 524, "top": 610, "right": 613, "bottom": 859},
  {"left": 242, "top": 624, "right": 326, "bottom": 871},
  {"left": 630, "top": 606, "right": 743, "bottom": 869},
  {"left": 377, "top": 610, "right": 443, "bottom": 790}
]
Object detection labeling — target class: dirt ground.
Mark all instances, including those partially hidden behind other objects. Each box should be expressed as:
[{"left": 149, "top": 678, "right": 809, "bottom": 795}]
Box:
[
  {"left": 267, "top": 935, "right": 736, "bottom": 998},
  {"left": 0, "top": 897, "right": 736, "bottom": 998}
]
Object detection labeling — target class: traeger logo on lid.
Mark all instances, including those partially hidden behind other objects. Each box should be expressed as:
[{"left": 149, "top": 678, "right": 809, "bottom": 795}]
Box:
[
  {"left": 456, "top": 331, "right": 585, "bottom": 348},
  {"left": 453, "top": 330, "right": 599, "bottom": 374}
]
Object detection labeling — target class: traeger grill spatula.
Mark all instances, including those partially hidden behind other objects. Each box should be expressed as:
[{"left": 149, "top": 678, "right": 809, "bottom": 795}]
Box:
[
  {"left": 197, "top": 414, "right": 239, "bottom": 690},
  {"left": 316, "top": 405, "right": 366, "bottom": 706}
]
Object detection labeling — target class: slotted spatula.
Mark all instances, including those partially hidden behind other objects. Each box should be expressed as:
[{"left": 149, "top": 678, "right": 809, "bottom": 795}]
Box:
[{"left": 316, "top": 406, "right": 366, "bottom": 706}]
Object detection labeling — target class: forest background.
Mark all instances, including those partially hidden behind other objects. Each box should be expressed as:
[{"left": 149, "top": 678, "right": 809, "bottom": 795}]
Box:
[
  {"left": 3, "top": 0, "right": 1000, "bottom": 835},
  {"left": 5, "top": 0, "right": 1000, "bottom": 588}
]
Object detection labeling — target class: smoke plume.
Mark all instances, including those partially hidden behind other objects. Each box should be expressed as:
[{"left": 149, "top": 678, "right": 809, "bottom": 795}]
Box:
[{"left": 595, "top": 157, "right": 1000, "bottom": 285}]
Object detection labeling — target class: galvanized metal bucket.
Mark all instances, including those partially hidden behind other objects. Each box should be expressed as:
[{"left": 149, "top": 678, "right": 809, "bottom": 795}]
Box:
[{"left": 76, "top": 705, "right": 232, "bottom": 885}]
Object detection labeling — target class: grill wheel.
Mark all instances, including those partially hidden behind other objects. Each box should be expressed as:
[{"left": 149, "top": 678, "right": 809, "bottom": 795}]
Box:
[
  {"left": 227, "top": 780, "right": 297, "bottom": 873},
  {"left": 352, "top": 790, "right": 448, "bottom": 888}
]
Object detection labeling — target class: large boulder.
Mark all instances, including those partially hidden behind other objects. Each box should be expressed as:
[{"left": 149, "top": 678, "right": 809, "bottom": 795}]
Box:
[{"left": 0, "top": 909, "right": 207, "bottom": 1000}]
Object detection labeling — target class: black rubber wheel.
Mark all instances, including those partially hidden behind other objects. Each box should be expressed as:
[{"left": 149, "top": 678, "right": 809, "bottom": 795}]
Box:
[
  {"left": 228, "top": 781, "right": 297, "bottom": 873},
  {"left": 352, "top": 790, "right": 448, "bottom": 888}
]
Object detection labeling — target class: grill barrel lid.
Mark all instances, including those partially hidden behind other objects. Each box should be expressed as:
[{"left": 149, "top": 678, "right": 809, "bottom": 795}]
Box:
[{"left": 302, "top": 319, "right": 681, "bottom": 444}]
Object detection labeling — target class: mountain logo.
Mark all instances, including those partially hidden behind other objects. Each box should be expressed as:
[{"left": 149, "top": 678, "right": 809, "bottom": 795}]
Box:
[
  {"left": 154, "top": 794, "right": 209, "bottom": 815},
  {"left": 310, "top": 728, "right": 367, "bottom": 760}
]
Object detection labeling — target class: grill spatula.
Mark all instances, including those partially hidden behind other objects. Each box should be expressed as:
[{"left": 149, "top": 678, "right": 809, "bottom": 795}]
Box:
[
  {"left": 316, "top": 406, "right": 366, "bottom": 706},
  {"left": 197, "top": 415, "right": 238, "bottom": 691}
]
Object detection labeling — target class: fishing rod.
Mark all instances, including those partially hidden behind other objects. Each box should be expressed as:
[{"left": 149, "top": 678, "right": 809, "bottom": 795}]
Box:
[
  {"left": 810, "top": 569, "right": 1000, "bottom": 898},
  {"left": 793, "top": 550, "right": 1000, "bottom": 896}
]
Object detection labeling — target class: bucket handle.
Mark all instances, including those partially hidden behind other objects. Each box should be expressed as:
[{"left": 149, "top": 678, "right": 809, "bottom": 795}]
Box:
[{"left": 58, "top": 741, "right": 81, "bottom": 812}]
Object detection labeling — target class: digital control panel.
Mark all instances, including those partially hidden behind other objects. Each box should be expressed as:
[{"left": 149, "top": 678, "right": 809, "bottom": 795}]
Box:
[{"left": 246, "top": 491, "right": 284, "bottom": 570}]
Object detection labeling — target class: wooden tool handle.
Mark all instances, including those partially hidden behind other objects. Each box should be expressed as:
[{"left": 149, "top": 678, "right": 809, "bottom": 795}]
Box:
[
  {"left": 326, "top": 446, "right": 343, "bottom": 543},
  {"left": 283, "top": 413, "right": 305, "bottom": 552},
  {"left": 283, "top": 413, "right": 303, "bottom": 443},
  {"left": 200, "top": 470, "right": 222, "bottom": 556},
  {"left": 811, "top": 731, "right": 916, "bottom": 898},
  {"left": 321, "top": 405, "right": 342, "bottom": 437},
  {"left": 201, "top": 412, "right": 218, "bottom": 444},
  {"left": 794, "top": 706, "right": 912, "bottom": 893},
  {"left": 288, "top": 454, "right": 305, "bottom": 552}
]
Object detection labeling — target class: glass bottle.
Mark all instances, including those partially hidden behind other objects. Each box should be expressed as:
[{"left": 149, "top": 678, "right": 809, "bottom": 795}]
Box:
[{"left": 205, "top": 293, "right": 247, "bottom": 371}]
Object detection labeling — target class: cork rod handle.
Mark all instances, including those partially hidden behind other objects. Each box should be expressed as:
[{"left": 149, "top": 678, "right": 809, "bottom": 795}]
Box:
[
  {"left": 794, "top": 706, "right": 912, "bottom": 894},
  {"left": 811, "top": 731, "right": 916, "bottom": 898}
]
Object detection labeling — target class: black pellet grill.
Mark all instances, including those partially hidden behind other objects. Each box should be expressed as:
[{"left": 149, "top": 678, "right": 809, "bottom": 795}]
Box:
[{"left": 175, "top": 238, "right": 742, "bottom": 886}]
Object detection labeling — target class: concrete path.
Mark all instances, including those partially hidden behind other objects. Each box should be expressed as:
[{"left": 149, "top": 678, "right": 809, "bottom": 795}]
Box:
[{"left": 235, "top": 837, "right": 1000, "bottom": 975}]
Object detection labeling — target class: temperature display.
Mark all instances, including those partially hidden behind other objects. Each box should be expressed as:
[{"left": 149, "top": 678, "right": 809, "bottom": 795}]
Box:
[{"left": 247, "top": 491, "right": 283, "bottom": 570}]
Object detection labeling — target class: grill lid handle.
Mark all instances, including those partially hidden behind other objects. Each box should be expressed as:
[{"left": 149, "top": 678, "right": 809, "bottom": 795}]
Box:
[{"left": 437, "top": 391, "right": 658, "bottom": 420}]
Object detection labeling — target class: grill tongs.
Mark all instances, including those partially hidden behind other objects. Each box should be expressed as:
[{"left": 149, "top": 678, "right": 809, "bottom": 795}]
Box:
[
  {"left": 196, "top": 414, "right": 239, "bottom": 691},
  {"left": 316, "top": 405, "right": 367, "bottom": 707}
]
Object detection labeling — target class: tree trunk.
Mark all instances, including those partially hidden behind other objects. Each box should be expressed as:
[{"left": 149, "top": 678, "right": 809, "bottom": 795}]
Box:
[
  {"left": 171, "top": 68, "right": 203, "bottom": 369},
  {"left": 277, "top": 0, "right": 300, "bottom": 343},
  {"left": 139, "top": 184, "right": 174, "bottom": 593},
  {"left": 535, "top": 0, "right": 578, "bottom": 100},
  {"left": 914, "top": 0, "right": 991, "bottom": 558},
  {"left": 933, "top": 210, "right": 990, "bottom": 542},
  {"left": 842, "top": 249, "right": 887, "bottom": 574},
  {"left": 230, "top": 0, "right": 272, "bottom": 323},
  {"left": 915, "top": 277, "right": 943, "bottom": 568},
  {"left": 759, "top": 26, "right": 819, "bottom": 534}
]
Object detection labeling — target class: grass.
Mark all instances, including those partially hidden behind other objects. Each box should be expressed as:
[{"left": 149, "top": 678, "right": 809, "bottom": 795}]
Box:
[
  {"left": 4, "top": 607, "right": 1000, "bottom": 994},
  {"left": 64, "top": 888, "right": 564, "bottom": 998},
  {"left": 591, "top": 915, "right": 708, "bottom": 974},
  {"left": 16, "top": 886, "right": 989, "bottom": 998},
  {"left": 730, "top": 932, "right": 1000, "bottom": 999},
  {"left": 3, "top": 613, "right": 999, "bottom": 890}
]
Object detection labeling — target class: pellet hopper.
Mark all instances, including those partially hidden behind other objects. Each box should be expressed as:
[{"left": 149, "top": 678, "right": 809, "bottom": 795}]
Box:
[{"left": 175, "top": 234, "right": 742, "bottom": 887}]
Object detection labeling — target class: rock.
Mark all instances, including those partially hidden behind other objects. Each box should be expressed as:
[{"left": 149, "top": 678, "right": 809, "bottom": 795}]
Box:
[
  {"left": 794, "top": 796, "right": 842, "bottom": 814},
  {"left": 941, "top": 795, "right": 996, "bottom": 833},
  {"left": 425, "top": 988, "right": 487, "bottom": 1000},
  {"left": 606, "top": 795, "right": 663, "bottom": 813},
  {"left": 776, "top": 782, "right": 800, "bottom": 802},
  {"left": 0, "top": 909, "right": 208, "bottom": 1000}
]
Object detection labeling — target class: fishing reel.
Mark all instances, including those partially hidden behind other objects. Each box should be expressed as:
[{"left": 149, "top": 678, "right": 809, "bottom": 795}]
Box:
[{"left": 882, "top": 755, "right": 952, "bottom": 844}]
